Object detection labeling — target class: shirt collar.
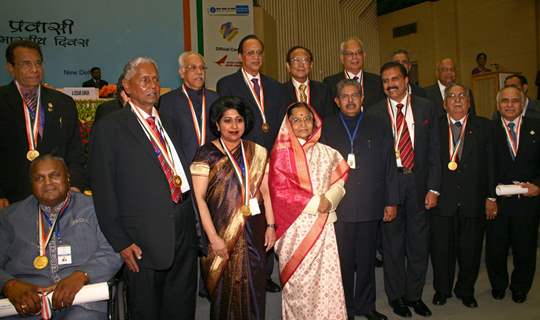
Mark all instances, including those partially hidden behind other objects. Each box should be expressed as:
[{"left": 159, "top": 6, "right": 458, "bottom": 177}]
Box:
[
  {"left": 389, "top": 93, "right": 408, "bottom": 109},
  {"left": 437, "top": 80, "right": 446, "bottom": 96},
  {"left": 345, "top": 70, "right": 363, "bottom": 80},
  {"left": 291, "top": 77, "right": 309, "bottom": 89},
  {"left": 447, "top": 114, "right": 466, "bottom": 124},
  {"left": 129, "top": 101, "right": 159, "bottom": 119},
  {"left": 38, "top": 192, "right": 71, "bottom": 214},
  {"left": 242, "top": 68, "right": 260, "bottom": 81}
]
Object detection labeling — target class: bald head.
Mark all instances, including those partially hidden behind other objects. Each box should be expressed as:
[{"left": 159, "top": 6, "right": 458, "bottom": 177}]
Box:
[{"left": 436, "top": 58, "right": 456, "bottom": 86}]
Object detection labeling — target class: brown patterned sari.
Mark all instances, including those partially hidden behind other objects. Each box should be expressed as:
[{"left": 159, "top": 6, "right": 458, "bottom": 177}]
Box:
[{"left": 191, "top": 140, "right": 268, "bottom": 320}]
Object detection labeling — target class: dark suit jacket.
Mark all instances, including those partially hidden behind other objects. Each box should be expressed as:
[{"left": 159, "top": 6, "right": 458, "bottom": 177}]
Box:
[
  {"left": 493, "top": 117, "right": 540, "bottom": 215},
  {"left": 368, "top": 96, "right": 441, "bottom": 208},
  {"left": 491, "top": 98, "right": 540, "bottom": 120},
  {"left": 94, "top": 98, "right": 123, "bottom": 124},
  {"left": 89, "top": 107, "right": 200, "bottom": 269},
  {"left": 411, "top": 83, "right": 426, "bottom": 98},
  {"left": 323, "top": 71, "right": 385, "bottom": 113},
  {"left": 217, "top": 69, "right": 287, "bottom": 150},
  {"left": 434, "top": 115, "right": 495, "bottom": 217},
  {"left": 0, "top": 82, "right": 86, "bottom": 202},
  {"left": 283, "top": 79, "right": 333, "bottom": 119},
  {"left": 159, "top": 88, "right": 220, "bottom": 162},
  {"left": 82, "top": 79, "right": 108, "bottom": 89},
  {"left": 425, "top": 83, "right": 476, "bottom": 119},
  {"left": 322, "top": 113, "right": 399, "bottom": 222}
]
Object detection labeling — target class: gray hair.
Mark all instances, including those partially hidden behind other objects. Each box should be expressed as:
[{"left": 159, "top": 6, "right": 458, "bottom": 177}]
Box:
[
  {"left": 443, "top": 83, "right": 470, "bottom": 100},
  {"left": 496, "top": 85, "right": 525, "bottom": 105},
  {"left": 336, "top": 79, "right": 363, "bottom": 97},
  {"left": 339, "top": 37, "right": 364, "bottom": 54},
  {"left": 29, "top": 155, "right": 69, "bottom": 181},
  {"left": 178, "top": 51, "right": 206, "bottom": 68},
  {"left": 123, "top": 57, "right": 158, "bottom": 81}
]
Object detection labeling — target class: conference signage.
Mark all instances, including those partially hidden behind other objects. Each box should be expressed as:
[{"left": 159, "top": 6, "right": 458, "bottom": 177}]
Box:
[{"left": 202, "top": 0, "right": 253, "bottom": 90}]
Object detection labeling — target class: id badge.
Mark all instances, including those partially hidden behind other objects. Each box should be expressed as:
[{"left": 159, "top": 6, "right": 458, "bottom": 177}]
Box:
[
  {"left": 57, "top": 245, "right": 72, "bottom": 265},
  {"left": 347, "top": 153, "right": 356, "bottom": 169},
  {"left": 249, "top": 198, "right": 261, "bottom": 216}
]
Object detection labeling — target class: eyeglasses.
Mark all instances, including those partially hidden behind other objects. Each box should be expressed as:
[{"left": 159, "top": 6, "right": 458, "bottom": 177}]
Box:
[
  {"left": 14, "top": 60, "right": 43, "bottom": 70},
  {"left": 289, "top": 57, "right": 311, "bottom": 65},
  {"left": 446, "top": 92, "right": 468, "bottom": 100},
  {"left": 342, "top": 50, "right": 363, "bottom": 58},
  {"left": 338, "top": 93, "right": 362, "bottom": 100},
  {"left": 184, "top": 65, "right": 207, "bottom": 72},
  {"left": 289, "top": 115, "right": 313, "bottom": 125}
]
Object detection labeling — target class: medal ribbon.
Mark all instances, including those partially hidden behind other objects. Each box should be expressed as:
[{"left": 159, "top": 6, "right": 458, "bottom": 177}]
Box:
[
  {"left": 37, "top": 192, "right": 71, "bottom": 258},
  {"left": 338, "top": 112, "right": 364, "bottom": 153},
  {"left": 448, "top": 116, "right": 468, "bottom": 163},
  {"left": 241, "top": 69, "right": 267, "bottom": 125},
  {"left": 131, "top": 104, "right": 179, "bottom": 176},
  {"left": 15, "top": 82, "right": 41, "bottom": 155},
  {"left": 220, "top": 138, "right": 250, "bottom": 207},
  {"left": 181, "top": 84, "right": 206, "bottom": 146},
  {"left": 386, "top": 95, "right": 412, "bottom": 155},
  {"left": 502, "top": 116, "right": 522, "bottom": 158}
]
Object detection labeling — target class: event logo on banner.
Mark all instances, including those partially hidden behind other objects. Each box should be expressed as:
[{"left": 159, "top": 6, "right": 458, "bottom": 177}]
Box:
[{"left": 203, "top": 0, "right": 253, "bottom": 90}]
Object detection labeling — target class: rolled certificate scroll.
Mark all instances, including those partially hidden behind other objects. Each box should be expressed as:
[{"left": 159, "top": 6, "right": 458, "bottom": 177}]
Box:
[
  {"left": 495, "top": 184, "right": 528, "bottom": 196},
  {"left": 0, "top": 282, "right": 109, "bottom": 317}
]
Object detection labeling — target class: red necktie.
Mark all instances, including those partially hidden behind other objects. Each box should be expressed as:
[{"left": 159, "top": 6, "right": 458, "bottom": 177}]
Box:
[
  {"left": 396, "top": 104, "right": 415, "bottom": 170},
  {"left": 146, "top": 117, "right": 182, "bottom": 203}
]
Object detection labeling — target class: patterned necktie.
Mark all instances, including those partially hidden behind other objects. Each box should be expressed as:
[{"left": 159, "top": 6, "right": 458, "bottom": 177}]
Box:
[
  {"left": 146, "top": 117, "right": 182, "bottom": 203},
  {"left": 396, "top": 103, "right": 415, "bottom": 170},
  {"left": 508, "top": 122, "right": 517, "bottom": 146},
  {"left": 22, "top": 90, "right": 38, "bottom": 122},
  {"left": 352, "top": 76, "right": 359, "bottom": 82},
  {"left": 299, "top": 84, "right": 307, "bottom": 102},
  {"left": 251, "top": 78, "right": 261, "bottom": 101}
]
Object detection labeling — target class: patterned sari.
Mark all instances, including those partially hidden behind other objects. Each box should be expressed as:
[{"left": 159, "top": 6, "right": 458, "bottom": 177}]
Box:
[
  {"left": 191, "top": 140, "right": 268, "bottom": 320},
  {"left": 269, "top": 106, "right": 349, "bottom": 320}
]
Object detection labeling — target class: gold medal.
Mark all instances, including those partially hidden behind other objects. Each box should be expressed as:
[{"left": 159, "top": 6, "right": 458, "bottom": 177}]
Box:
[
  {"left": 33, "top": 255, "right": 48, "bottom": 270},
  {"left": 240, "top": 205, "right": 251, "bottom": 217},
  {"left": 448, "top": 161, "right": 458, "bottom": 171},
  {"left": 27, "top": 150, "right": 40, "bottom": 161},
  {"left": 173, "top": 175, "right": 182, "bottom": 187},
  {"left": 261, "top": 122, "right": 270, "bottom": 133}
]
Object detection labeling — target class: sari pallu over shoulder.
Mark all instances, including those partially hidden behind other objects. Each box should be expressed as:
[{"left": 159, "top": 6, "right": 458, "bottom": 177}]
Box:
[{"left": 190, "top": 141, "right": 268, "bottom": 296}]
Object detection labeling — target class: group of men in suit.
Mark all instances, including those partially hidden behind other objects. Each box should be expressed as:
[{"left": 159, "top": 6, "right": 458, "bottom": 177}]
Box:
[{"left": 1, "top": 35, "right": 539, "bottom": 320}]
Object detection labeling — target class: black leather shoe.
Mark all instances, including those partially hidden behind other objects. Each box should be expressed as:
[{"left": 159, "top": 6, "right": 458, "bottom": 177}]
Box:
[
  {"left": 359, "top": 310, "right": 388, "bottom": 320},
  {"left": 491, "top": 289, "right": 505, "bottom": 300},
  {"left": 432, "top": 292, "right": 447, "bottom": 305},
  {"left": 404, "top": 299, "right": 432, "bottom": 317},
  {"left": 455, "top": 294, "right": 478, "bottom": 308},
  {"left": 389, "top": 298, "right": 412, "bottom": 317},
  {"left": 266, "top": 279, "right": 281, "bottom": 292},
  {"left": 512, "top": 291, "right": 527, "bottom": 303},
  {"left": 375, "top": 257, "right": 383, "bottom": 268}
]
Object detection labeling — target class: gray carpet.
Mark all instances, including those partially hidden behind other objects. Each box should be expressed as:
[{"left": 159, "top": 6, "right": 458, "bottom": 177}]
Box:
[{"left": 195, "top": 249, "right": 540, "bottom": 319}]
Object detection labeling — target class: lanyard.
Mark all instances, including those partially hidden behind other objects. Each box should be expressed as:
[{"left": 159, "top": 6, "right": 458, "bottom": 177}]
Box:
[
  {"left": 181, "top": 85, "right": 206, "bottom": 146},
  {"left": 37, "top": 192, "right": 71, "bottom": 257},
  {"left": 220, "top": 138, "right": 250, "bottom": 206},
  {"left": 338, "top": 112, "right": 364, "bottom": 153}
]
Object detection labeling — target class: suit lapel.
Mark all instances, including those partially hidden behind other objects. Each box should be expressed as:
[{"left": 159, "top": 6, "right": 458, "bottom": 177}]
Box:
[
  {"left": 39, "top": 87, "right": 59, "bottom": 151},
  {"left": 124, "top": 109, "right": 163, "bottom": 170},
  {"left": 161, "top": 115, "right": 190, "bottom": 174},
  {"left": 441, "top": 118, "right": 451, "bottom": 162},
  {"left": 460, "top": 117, "right": 475, "bottom": 162},
  {"left": 236, "top": 70, "right": 259, "bottom": 110},
  {"left": 286, "top": 81, "right": 296, "bottom": 102},
  {"left": 5, "top": 82, "right": 25, "bottom": 131}
]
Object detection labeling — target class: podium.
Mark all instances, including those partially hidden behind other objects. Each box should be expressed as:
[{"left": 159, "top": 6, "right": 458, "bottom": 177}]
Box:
[{"left": 471, "top": 71, "right": 517, "bottom": 118}]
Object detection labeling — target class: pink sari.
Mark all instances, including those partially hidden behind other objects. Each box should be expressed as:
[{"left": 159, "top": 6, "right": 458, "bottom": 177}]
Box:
[{"left": 269, "top": 104, "right": 349, "bottom": 319}]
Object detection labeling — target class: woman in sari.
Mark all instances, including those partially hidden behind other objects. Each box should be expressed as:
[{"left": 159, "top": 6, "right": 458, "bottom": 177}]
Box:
[
  {"left": 270, "top": 102, "right": 350, "bottom": 320},
  {"left": 190, "top": 96, "right": 276, "bottom": 320}
]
